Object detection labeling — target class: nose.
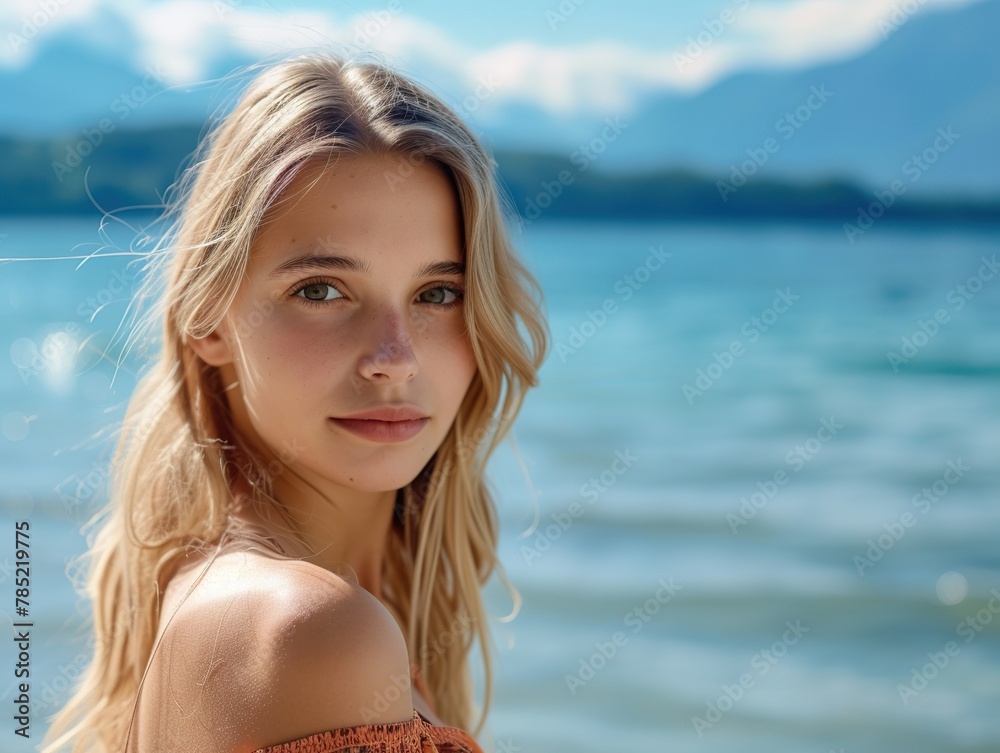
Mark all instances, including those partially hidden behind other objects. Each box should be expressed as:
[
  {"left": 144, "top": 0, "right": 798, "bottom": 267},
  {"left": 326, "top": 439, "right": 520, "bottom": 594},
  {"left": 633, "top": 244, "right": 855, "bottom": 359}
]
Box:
[{"left": 357, "top": 307, "right": 419, "bottom": 384}]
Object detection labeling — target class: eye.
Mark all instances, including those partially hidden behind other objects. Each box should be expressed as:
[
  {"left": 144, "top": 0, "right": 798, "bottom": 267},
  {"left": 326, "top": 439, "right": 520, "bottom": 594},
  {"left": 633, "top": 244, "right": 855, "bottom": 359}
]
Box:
[
  {"left": 289, "top": 279, "right": 463, "bottom": 309},
  {"left": 419, "top": 285, "right": 463, "bottom": 307},
  {"left": 292, "top": 280, "right": 345, "bottom": 304}
]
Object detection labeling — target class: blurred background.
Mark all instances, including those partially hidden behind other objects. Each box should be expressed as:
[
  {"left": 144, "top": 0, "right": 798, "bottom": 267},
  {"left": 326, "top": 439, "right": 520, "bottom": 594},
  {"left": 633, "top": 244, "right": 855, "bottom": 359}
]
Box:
[{"left": 1, "top": 1, "right": 999, "bottom": 751}]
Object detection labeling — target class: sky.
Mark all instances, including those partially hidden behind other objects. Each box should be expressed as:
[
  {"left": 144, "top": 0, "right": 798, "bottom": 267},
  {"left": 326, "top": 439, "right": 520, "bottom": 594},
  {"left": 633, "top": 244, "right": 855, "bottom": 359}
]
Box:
[{"left": 0, "top": 0, "right": 986, "bottom": 119}]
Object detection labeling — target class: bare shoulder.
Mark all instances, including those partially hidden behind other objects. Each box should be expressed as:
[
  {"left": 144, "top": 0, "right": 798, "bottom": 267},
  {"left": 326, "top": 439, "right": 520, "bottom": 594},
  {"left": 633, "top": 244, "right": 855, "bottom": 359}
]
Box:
[
  {"left": 143, "top": 550, "right": 414, "bottom": 753},
  {"left": 249, "top": 557, "right": 416, "bottom": 744}
]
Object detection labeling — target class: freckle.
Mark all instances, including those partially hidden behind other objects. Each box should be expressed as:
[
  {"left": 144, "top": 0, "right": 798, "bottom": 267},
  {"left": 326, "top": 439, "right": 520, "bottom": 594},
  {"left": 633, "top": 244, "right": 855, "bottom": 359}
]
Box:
[{"left": 330, "top": 203, "right": 337, "bottom": 209}]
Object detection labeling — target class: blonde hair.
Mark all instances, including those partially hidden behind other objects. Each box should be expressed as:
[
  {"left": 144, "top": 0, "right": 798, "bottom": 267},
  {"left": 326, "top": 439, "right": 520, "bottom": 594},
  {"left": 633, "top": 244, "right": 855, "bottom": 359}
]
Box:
[{"left": 41, "top": 49, "right": 548, "bottom": 752}]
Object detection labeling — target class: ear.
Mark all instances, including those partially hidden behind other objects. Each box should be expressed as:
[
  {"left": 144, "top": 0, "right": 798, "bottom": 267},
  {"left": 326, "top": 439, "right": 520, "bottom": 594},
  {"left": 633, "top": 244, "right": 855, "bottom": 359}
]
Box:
[{"left": 187, "top": 321, "right": 235, "bottom": 367}]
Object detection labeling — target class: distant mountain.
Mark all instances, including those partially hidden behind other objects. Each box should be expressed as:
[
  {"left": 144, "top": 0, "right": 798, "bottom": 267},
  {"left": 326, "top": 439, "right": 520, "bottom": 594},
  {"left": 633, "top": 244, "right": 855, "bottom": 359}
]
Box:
[
  {"left": 603, "top": 0, "right": 1000, "bottom": 196},
  {"left": 0, "top": 1, "right": 997, "bottom": 196}
]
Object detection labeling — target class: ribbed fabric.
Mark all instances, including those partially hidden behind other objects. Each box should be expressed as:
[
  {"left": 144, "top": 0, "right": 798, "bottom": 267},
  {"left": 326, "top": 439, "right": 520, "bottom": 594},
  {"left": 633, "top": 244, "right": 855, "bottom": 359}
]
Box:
[
  {"left": 251, "top": 709, "right": 484, "bottom": 753},
  {"left": 252, "top": 667, "right": 484, "bottom": 753}
]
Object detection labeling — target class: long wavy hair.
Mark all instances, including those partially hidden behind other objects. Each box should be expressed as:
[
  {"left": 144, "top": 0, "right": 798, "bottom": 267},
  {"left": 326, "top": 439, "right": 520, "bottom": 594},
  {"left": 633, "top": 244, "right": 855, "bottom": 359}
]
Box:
[{"left": 41, "top": 49, "right": 548, "bottom": 753}]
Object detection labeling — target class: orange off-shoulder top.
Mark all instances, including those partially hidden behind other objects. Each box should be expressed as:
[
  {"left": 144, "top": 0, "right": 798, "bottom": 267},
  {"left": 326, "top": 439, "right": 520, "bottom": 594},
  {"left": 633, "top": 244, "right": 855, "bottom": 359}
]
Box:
[{"left": 252, "top": 667, "right": 485, "bottom": 753}]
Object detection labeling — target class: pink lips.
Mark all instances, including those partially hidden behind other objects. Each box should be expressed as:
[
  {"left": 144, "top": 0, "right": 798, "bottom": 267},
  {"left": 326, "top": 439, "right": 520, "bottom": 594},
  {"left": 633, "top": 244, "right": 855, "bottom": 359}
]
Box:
[{"left": 330, "top": 404, "right": 430, "bottom": 443}]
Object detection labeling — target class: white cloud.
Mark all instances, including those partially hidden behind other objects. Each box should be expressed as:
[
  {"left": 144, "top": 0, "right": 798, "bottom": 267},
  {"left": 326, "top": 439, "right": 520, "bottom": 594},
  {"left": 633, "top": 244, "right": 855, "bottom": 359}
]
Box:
[
  {"left": 662, "top": 0, "right": 985, "bottom": 91},
  {"left": 729, "top": 0, "right": 981, "bottom": 66},
  {"left": 0, "top": 0, "right": 102, "bottom": 67},
  {"left": 0, "top": 0, "right": 984, "bottom": 114},
  {"left": 464, "top": 40, "right": 683, "bottom": 115}
]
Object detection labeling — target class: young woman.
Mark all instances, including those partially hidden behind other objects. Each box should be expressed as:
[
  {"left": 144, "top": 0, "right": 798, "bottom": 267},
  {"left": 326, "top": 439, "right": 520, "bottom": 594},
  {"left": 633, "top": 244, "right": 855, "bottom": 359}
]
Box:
[{"left": 41, "top": 50, "right": 548, "bottom": 753}]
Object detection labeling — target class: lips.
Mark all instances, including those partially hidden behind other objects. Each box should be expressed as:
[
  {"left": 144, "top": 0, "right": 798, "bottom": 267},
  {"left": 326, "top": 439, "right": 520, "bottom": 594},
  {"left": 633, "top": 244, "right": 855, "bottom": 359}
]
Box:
[
  {"left": 329, "top": 404, "right": 430, "bottom": 443},
  {"left": 329, "top": 416, "right": 429, "bottom": 442},
  {"left": 335, "top": 405, "right": 429, "bottom": 422}
]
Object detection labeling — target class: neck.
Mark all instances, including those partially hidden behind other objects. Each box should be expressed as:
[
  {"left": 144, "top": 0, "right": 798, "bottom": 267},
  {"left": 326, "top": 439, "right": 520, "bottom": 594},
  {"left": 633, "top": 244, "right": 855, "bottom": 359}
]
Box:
[{"left": 230, "top": 470, "right": 399, "bottom": 601}]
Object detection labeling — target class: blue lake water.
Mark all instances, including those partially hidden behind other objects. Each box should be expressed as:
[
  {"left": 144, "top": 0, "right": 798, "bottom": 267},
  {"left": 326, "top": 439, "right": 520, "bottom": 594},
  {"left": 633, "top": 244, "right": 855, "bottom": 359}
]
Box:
[{"left": 1, "top": 216, "right": 998, "bottom": 752}]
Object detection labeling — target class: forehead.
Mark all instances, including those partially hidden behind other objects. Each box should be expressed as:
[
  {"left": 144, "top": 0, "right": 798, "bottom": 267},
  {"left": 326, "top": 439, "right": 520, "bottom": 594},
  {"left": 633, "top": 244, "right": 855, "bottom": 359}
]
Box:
[{"left": 250, "top": 152, "right": 464, "bottom": 271}]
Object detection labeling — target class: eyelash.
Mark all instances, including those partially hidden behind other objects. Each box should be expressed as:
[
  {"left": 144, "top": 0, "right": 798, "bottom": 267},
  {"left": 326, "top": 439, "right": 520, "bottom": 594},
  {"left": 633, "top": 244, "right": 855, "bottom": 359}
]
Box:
[{"left": 289, "top": 277, "right": 465, "bottom": 310}]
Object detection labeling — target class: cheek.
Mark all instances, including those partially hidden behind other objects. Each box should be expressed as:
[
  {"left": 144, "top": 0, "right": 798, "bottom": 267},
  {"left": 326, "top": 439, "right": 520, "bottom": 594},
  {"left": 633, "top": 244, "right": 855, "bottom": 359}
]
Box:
[
  {"left": 236, "top": 308, "right": 352, "bottom": 393},
  {"left": 425, "top": 318, "right": 477, "bottom": 390}
]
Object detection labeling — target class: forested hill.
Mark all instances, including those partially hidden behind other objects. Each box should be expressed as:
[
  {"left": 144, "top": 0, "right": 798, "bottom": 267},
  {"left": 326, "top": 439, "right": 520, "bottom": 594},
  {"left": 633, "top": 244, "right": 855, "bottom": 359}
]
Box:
[{"left": 2, "top": 125, "right": 998, "bottom": 226}]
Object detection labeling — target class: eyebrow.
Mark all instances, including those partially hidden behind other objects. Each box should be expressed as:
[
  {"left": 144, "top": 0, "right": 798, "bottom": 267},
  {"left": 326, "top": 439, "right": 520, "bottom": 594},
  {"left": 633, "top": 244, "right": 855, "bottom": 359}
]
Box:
[{"left": 268, "top": 253, "right": 465, "bottom": 279}]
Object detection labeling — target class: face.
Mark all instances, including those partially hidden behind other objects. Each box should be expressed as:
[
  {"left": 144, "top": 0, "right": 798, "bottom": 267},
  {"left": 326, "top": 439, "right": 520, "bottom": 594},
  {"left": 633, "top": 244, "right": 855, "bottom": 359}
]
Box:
[{"left": 191, "top": 152, "right": 478, "bottom": 493}]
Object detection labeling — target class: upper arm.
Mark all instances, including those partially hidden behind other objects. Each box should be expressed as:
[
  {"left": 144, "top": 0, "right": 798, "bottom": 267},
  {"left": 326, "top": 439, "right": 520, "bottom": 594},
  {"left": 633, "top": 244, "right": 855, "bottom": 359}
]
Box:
[
  {"left": 141, "top": 557, "right": 415, "bottom": 753},
  {"left": 243, "top": 565, "right": 415, "bottom": 749}
]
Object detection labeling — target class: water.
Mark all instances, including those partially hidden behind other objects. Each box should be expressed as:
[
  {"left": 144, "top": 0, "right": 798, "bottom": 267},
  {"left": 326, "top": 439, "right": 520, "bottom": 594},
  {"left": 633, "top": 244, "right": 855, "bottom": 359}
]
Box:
[{"left": 1, "top": 216, "right": 998, "bottom": 752}]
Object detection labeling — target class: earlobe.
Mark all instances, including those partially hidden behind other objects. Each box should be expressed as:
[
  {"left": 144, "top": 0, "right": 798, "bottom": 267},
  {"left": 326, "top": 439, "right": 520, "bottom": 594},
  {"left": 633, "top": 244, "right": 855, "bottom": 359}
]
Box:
[{"left": 187, "top": 326, "right": 235, "bottom": 367}]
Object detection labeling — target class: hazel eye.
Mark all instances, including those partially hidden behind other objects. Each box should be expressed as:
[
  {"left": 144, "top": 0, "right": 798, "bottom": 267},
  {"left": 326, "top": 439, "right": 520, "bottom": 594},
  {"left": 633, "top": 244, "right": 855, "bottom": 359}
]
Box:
[
  {"left": 420, "top": 286, "right": 461, "bottom": 305},
  {"left": 295, "top": 282, "right": 344, "bottom": 302}
]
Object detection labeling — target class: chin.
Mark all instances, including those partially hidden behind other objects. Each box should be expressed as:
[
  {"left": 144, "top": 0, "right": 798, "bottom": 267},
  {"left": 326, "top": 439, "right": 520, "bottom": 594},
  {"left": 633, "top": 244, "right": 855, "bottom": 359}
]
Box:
[
  {"left": 331, "top": 462, "right": 429, "bottom": 494},
  {"left": 338, "top": 478, "right": 417, "bottom": 495}
]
